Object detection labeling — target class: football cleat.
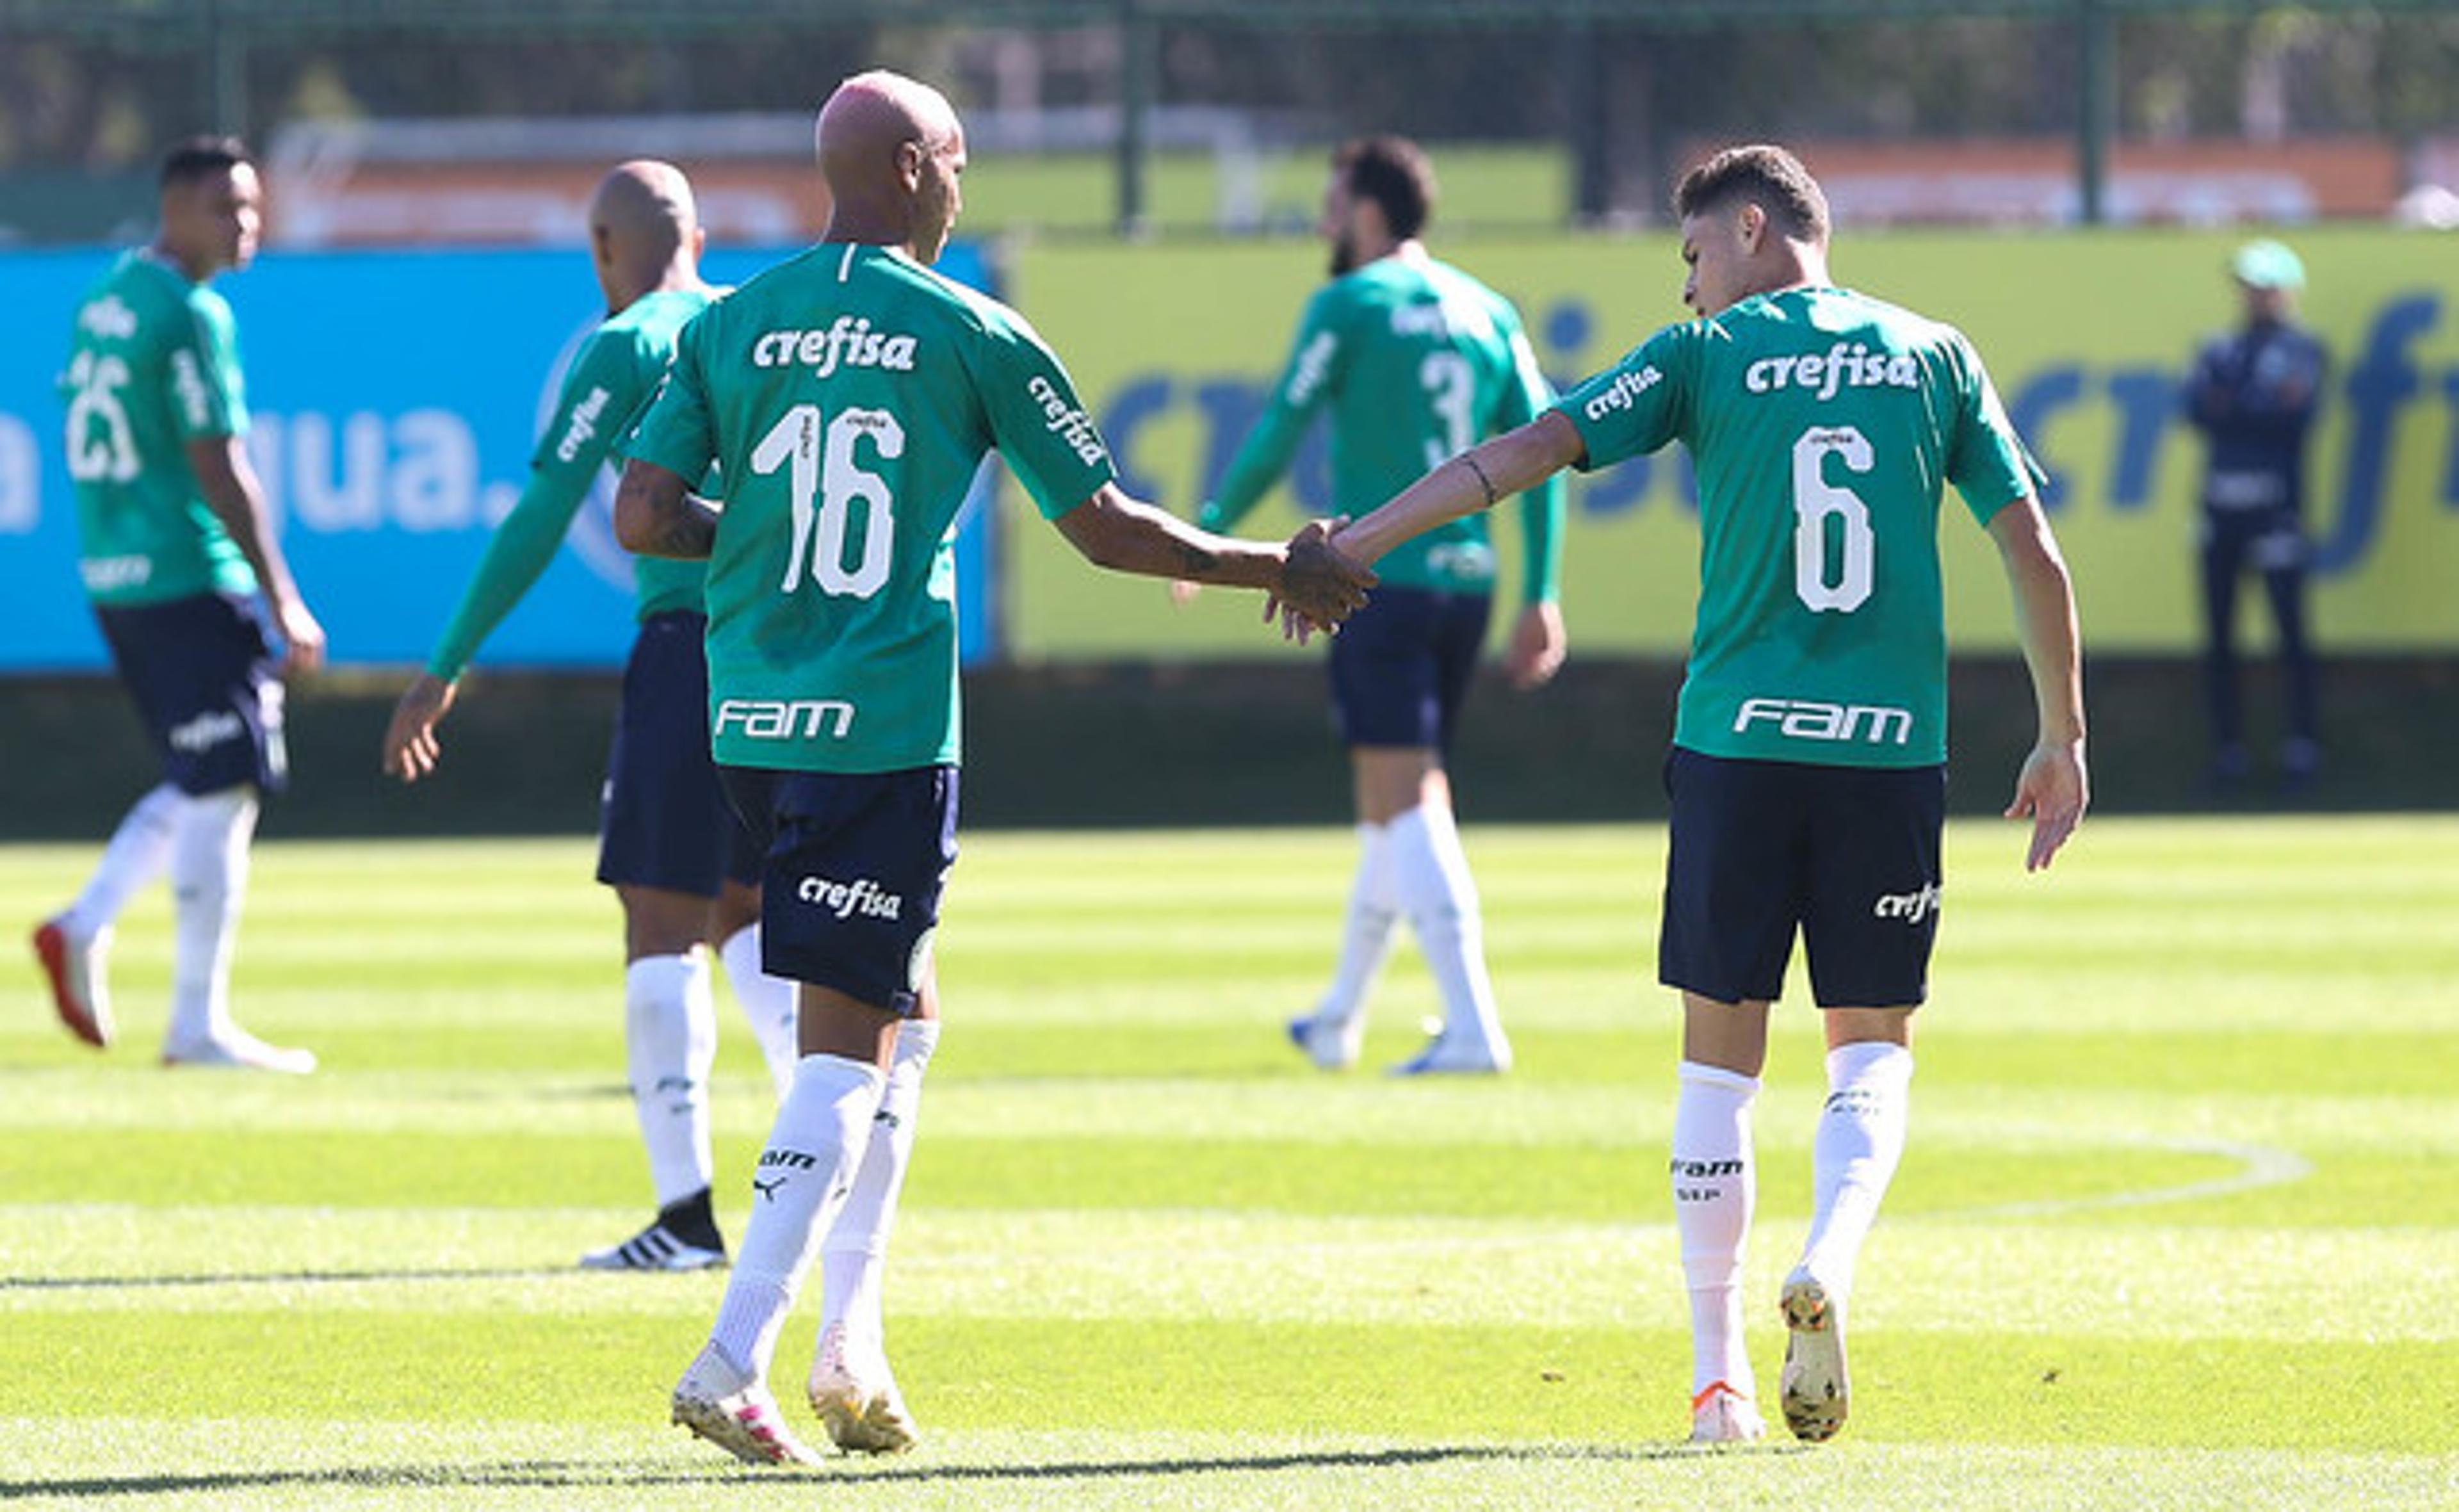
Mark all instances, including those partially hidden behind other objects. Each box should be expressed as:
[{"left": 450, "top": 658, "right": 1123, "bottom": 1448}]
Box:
[
  {"left": 1778, "top": 1269, "right": 1849, "bottom": 1443},
  {"left": 161, "top": 1028, "right": 316, "bottom": 1075},
  {"left": 1689, "top": 1381, "right": 1766, "bottom": 1444},
  {"left": 807, "top": 1321, "right": 919, "bottom": 1454},
  {"left": 33, "top": 918, "right": 113, "bottom": 1050},
  {"left": 1387, "top": 1031, "right": 1511, "bottom": 1077},
  {"left": 581, "top": 1220, "right": 726, "bottom": 1272},
  {"left": 672, "top": 1342, "right": 822, "bottom": 1467},
  {"left": 1285, "top": 1011, "right": 1361, "bottom": 1072}
]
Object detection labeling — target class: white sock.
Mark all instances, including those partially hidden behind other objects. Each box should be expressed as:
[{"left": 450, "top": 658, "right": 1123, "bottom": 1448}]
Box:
[
  {"left": 625, "top": 953, "right": 718, "bottom": 1208},
  {"left": 820, "top": 1018, "right": 941, "bottom": 1354},
  {"left": 165, "top": 786, "right": 259, "bottom": 1050},
  {"left": 1313, "top": 822, "right": 1399, "bottom": 1032},
  {"left": 63, "top": 783, "right": 182, "bottom": 939},
  {"left": 1386, "top": 804, "right": 1507, "bottom": 1053},
  {"left": 708, "top": 1053, "right": 885, "bottom": 1379},
  {"left": 1673, "top": 1061, "right": 1759, "bottom": 1397},
  {"left": 1798, "top": 1041, "right": 1915, "bottom": 1302},
  {"left": 718, "top": 924, "right": 800, "bottom": 1101}
]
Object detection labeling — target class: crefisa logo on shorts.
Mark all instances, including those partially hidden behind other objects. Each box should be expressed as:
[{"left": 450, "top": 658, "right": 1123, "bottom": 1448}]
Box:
[
  {"left": 1872, "top": 882, "right": 1942, "bottom": 924},
  {"left": 797, "top": 874, "right": 905, "bottom": 921}
]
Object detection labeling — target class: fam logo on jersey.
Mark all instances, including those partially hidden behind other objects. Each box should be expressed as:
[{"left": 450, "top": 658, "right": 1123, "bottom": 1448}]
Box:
[
  {"left": 554, "top": 386, "right": 612, "bottom": 463},
  {"left": 1026, "top": 375, "right": 1108, "bottom": 468},
  {"left": 796, "top": 874, "right": 905, "bottom": 922},
  {"left": 80, "top": 555, "right": 152, "bottom": 593},
  {"left": 78, "top": 295, "right": 138, "bottom": 343},
  {"left": 1582, "top": 364, "right": 1662, "bottom": 421},
  {"left": 713, "top": 697, "right": 857, "bottom": 742},
  {"left": 1732, "top": 696, "right": 1914, "bottom": 746},
  {"left": 1745, "top": 343, "right": 1920, "bottom": 402},
  {"left": 752, "top": 316, "right": 920, "bottom": 378},
  {"left": 1872, "top": 882, "right": 1942, "bottom": 924}
]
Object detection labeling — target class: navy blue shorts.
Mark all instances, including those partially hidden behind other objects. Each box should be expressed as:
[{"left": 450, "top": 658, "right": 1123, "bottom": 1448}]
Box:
[
  {"left": 719, "top": 764, "right": 959, "bottom": 1016},
  {"left": 95, "top": 592, "right": 288, "bottom": 797},
  {"left": 1659, "top": 747, "right": 1945, "bottom": 1009},
  {"left": 1328, "top": 585, "right": 1492, "bottom": 749},
  {"left": 596, "top": 612, "right": 763, "bottom": 898}
]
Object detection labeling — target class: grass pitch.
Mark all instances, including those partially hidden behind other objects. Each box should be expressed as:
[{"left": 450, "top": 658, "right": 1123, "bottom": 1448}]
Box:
[{"left": 2, "top": 817, "right": 2455, "bottom": 1509}]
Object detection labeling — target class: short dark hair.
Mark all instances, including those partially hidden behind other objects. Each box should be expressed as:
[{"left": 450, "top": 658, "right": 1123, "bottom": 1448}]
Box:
[
  {"left": 1674, "top": 143, "right": 1829, "bottom": 243},
  {"left": 159, "top": 136, "right": 254, "bottom": 191},
  {"left": 1334, "top": 135, "right": 1435, "bottom": 241}
]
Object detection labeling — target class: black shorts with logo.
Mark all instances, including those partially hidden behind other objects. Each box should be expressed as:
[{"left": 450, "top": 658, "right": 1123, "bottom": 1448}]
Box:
[
  {"left": 719, "top": 763, "right": 959, "bottom": 1016},
  {"left": 596, "top": 611, "right": 763, "bottom": 898},
  {"left": 1327, "top": 584, "right": 1492, "bottom": 750},
  {"left": 95, "top": 591, "right": 288, "bottom": 797},
  {"left": 1659, "top": 746, "right": 1945, "bottom": 1009}
]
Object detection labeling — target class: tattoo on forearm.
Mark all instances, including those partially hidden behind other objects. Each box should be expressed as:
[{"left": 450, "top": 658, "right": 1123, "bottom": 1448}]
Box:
[{"left": 1173, "top": 542, "right": 1223, "bottom": 578}]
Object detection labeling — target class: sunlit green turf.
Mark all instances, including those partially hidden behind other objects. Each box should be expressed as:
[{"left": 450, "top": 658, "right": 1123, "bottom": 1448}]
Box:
[{"left": 2, "top": 817, "right": 2455, "bottom": 1508}]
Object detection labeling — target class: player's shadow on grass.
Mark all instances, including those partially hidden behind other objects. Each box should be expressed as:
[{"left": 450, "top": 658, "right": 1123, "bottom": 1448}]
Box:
[
  {"left": 0, "top": 1442, "right": 1808, "bottom": 1499},
  {"left": 0, "top": 1265, "right": 574, "bottom": 1292}
]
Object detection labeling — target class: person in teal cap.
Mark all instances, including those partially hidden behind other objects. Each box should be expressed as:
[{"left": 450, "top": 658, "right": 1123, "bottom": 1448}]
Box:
[{"left": 2183, "top": 238, "right": 2326, "bottom": 793}]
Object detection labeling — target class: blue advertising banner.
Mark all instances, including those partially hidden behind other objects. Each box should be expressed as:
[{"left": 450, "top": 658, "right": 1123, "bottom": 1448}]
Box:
[{"left": 0, "top": 242, "right": 1000, "bottom": 672}]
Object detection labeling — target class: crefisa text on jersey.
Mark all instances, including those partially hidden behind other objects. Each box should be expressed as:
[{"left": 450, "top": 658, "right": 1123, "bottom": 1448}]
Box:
[
  {"left": 1026, "top": 374, "right": 1108, "bottom": 467},
  {"left": 751, "top": 316, "right": 920, "bottom": 378},
  {"left": 1744, "top": 343, "right": 1921, "bottom": 401}
]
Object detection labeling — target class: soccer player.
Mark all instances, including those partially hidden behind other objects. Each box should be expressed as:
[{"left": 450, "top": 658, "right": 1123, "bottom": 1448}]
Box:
[
  {"left": 2182, "top": 239, "right": 2326, "bottom": 793},
  {"left": 379, "top": 161, "right": 802, "bottom": 1273},
  {"left": 1196, "top": 135, "right": 1565, "bottom": 1077},
  {"left": 615, "top": 70, "right": 1373, "bottom": 1466},
  {"left": 1295, "top": 144, "right": 2087, "bottom": 1445},
  {"left": 35, "top": 136, "right": 327, "bottom": 1075}
]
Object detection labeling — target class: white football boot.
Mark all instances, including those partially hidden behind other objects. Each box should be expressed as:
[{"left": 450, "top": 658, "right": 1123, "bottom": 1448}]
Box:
[
  {"left": 1388, "top": 1027, "right": 1511, "bottom": 1077},
  {"left": 1285, "top": 1010, "right": 1363, "bottom": 1072},
  {"left": 807, "top": 1321, "right": 919, "bottom": 1454},
  {"left": 161, "top": 1027, "right": 316, "bottom": 1075},
  {"left": 672, "top": 1342, "right": 823, "bottom": 1467},
  {"left": 1778, "top": 1268, "right": 1849, "bottom": 1442},
  {"left": 1688, "top": 1381, "right": 1767, "bottom": 1444}
]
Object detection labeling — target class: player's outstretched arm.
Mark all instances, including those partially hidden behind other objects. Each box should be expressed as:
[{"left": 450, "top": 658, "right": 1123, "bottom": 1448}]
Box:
[
  {"left": 1333, "top": 410, "right": 1584, "bottom": 569},
  {"left": 1989, "top": 496, "right": 2089, "bottom": 872},
  {"left": 379, "top": 673, "right": 459, "bottom": 784},
  {"left": 613, "top": 459, "right": 718, "bottom": 560},
  {"left": 1053, "top": 483, "right": 1375, "bottom": 631},
  {"left": 189, "top": 435, "right": 325, "bottom": 676}
]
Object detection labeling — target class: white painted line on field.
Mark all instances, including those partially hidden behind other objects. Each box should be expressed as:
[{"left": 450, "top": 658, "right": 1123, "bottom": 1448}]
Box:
[{"left": 1939, "top": 1133, "right": 2313, "bottom": 1221}]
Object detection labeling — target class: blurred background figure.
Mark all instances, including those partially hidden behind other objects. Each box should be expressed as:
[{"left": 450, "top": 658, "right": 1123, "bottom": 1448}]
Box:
[
  {"left": 35, "top": 136, "right": 325, "bottom": 1075},
  {"left": 2182, "top": 238, "right": 2326, "bottom": 795}
]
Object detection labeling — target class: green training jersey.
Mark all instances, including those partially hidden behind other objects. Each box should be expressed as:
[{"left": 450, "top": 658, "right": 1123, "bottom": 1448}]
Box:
[
  {"left": 629, "top": 243, "right": 1116, "bottom": 774},
  {"left": 425, "top": 286, "right": 718, "bottom": 679},
  {"left": 1200, "top": 252, "right": 1562, "bottom": 605},
  {"left": 1558, "top": 284, "right": 2043, "bottom": 768},
  {"left": 60, "top": 249, "right": 256, "bottom": 606}
]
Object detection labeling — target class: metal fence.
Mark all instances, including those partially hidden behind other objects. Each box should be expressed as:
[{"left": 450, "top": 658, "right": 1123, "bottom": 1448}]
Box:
[{"left": 2, "top": 1, "right": 2455, "bottom": 241}]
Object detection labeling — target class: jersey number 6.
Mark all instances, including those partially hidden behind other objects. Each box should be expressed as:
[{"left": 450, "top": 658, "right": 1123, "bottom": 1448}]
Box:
[{"left": 1791, "top": 425, "right": 1876, "bottom": 614}]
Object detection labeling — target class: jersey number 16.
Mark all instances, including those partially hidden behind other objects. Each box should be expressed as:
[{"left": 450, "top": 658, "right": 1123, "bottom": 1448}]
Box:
[{"left": 753, "top": 403, "right": 904, "bottom": 599}]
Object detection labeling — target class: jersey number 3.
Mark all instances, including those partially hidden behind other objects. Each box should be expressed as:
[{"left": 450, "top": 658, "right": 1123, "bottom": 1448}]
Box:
[
  {"left": 1791, "top": 426, "right": 1876, "bottom": 613},
  {"left": 753, "top": 403, "right": 904, "bottom": 599}
]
